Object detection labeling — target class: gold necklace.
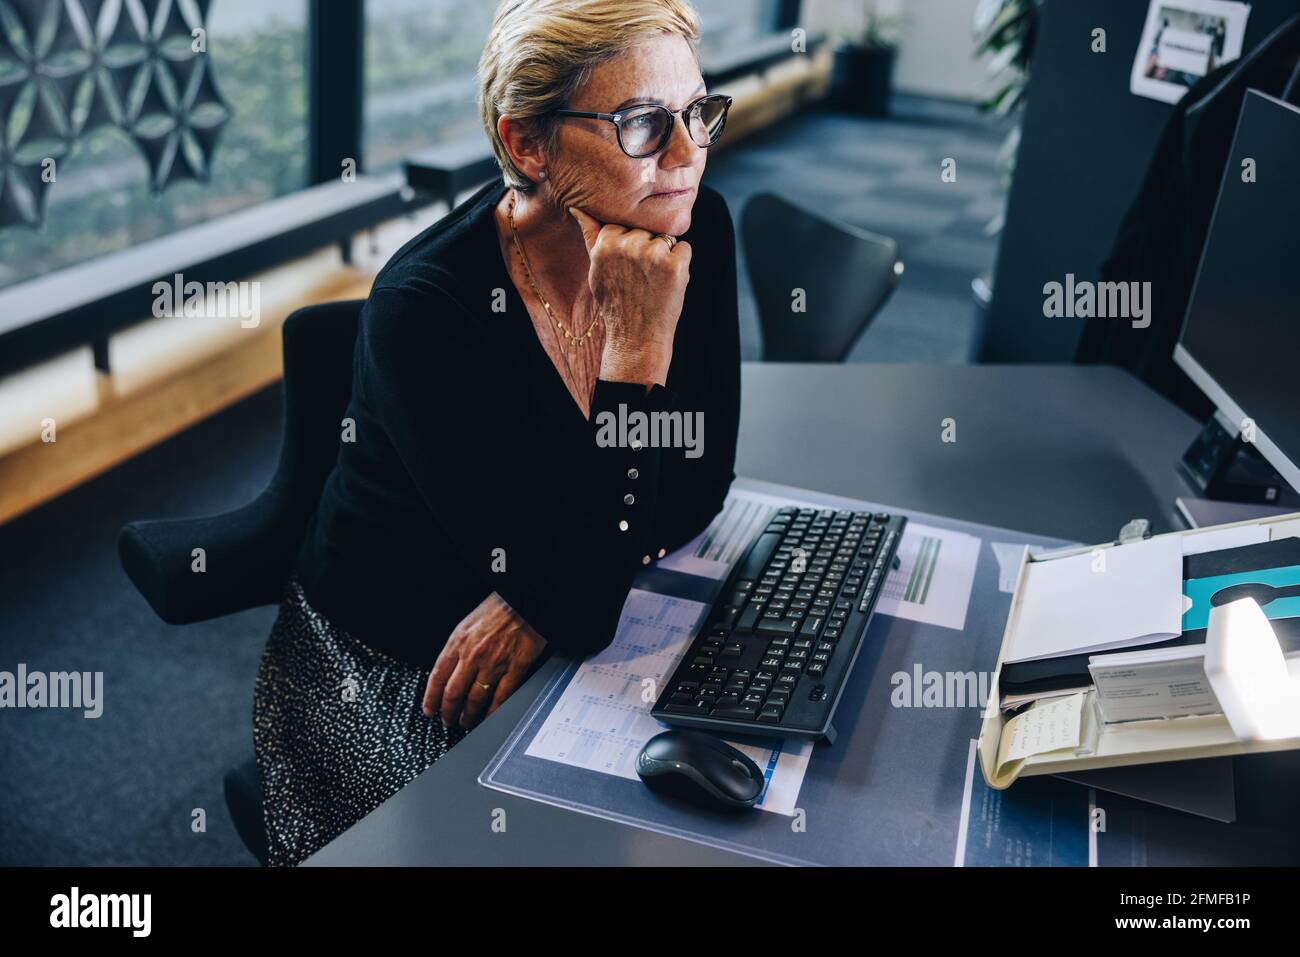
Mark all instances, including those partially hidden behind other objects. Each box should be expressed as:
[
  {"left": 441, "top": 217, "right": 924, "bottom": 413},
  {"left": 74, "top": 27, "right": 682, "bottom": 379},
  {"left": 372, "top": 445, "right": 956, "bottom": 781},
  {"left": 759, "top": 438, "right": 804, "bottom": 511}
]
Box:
[{"left": 507, "top": 189, "right": 603, "bottom": 348}]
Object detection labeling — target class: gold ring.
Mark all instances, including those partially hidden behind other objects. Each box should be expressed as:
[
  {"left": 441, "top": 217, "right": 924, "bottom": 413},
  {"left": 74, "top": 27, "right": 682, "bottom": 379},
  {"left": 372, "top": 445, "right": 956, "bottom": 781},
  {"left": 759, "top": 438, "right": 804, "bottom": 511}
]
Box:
[
  {"left": 655, "top": 233, "right": 677, "bottom": 250},
  {"left": 475, "top": 681, "right": 493, "bottom": 691}
]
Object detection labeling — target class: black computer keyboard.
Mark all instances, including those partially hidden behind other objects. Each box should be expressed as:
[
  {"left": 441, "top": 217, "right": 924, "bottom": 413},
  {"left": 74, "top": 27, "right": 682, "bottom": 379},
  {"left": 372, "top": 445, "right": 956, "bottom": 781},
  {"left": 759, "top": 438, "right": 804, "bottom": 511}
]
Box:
[{"left": 651, "top": 506, "right": 905, "bottom": 741}]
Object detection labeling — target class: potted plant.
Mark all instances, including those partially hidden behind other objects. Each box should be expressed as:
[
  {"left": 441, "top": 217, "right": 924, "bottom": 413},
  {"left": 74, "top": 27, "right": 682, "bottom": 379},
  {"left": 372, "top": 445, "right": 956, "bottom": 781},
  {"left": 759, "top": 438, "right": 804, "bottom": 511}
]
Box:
[
  {"left": 970, "top": 0, "right": 1041, "bottom": 358},
  {"left": 973, "top": 0, "right": 1041, "bottom": 234},
  {"left": 830, "top": 1, "right": 903, "bottom": 117}
]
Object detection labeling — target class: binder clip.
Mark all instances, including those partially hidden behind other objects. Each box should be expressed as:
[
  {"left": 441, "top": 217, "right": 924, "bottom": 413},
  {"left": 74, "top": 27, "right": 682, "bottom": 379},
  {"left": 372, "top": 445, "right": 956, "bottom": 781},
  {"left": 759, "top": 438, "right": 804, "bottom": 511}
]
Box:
[{"left": 1115, "top": 518, "right": 1151, "bottom": 545}]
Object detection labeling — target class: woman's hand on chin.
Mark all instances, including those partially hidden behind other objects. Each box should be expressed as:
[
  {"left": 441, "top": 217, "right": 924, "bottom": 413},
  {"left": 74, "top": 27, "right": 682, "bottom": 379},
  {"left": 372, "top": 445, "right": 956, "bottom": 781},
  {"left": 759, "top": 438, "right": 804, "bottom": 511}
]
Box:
[
  {"left": 569, "top": 206, "right": 691, "bottom": 388},
  {"left": 422, "top": 592, "right": 547, "bottom": 729}
]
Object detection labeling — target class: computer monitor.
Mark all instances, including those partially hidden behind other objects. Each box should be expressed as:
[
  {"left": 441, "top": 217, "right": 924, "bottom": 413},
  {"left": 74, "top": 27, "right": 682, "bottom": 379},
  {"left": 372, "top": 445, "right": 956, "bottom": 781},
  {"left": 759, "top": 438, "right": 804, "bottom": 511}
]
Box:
[{"left": 1174, "top": 89, "right": 1300, "bottom": 498}]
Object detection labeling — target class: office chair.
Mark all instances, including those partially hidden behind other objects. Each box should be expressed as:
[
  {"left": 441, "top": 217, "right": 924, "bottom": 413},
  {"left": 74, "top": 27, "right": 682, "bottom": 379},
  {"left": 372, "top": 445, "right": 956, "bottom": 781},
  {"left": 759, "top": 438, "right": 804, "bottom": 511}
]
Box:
[
  {"left": 741, "top": 191, "right": 902, "bottom": 362},
  {"left": 118, "top": 298, "right": 364, "bottom": 865}
]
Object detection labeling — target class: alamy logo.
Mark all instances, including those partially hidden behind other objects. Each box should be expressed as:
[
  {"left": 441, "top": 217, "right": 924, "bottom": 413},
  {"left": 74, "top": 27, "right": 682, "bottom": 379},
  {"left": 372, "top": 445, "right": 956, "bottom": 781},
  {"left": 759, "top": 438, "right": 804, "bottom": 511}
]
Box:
[
  {"left": 891, "top": 664, "right": 993, "bottom": 709},
  {"left": 50, "top": 887, "right": 150, "bottom": 937},
  {"left": 152, "top": 273, "right": 262, "bottom": 328},
  {"left": 0, "top": 664, "right": 103, "bottom": 718},
  {"left": 594, "top": 403, "right": 704, "bottom": 459},
  {"left": 1042, "top": 273, "right": 1151, "bottom": 328}
]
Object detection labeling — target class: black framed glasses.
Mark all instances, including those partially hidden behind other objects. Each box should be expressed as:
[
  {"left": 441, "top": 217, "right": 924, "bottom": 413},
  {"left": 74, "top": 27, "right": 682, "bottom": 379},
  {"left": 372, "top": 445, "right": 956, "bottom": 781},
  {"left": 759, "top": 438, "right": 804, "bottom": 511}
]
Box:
[{"left": 552, "top": 94, "right": 733, "bottom": 159}]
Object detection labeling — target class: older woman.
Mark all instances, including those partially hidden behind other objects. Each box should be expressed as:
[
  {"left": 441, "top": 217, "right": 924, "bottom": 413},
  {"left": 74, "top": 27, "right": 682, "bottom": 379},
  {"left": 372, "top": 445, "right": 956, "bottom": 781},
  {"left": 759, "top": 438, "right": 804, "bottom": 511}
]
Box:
[{"left": 252, "top": 0, "right": 739, "bottom": 866}]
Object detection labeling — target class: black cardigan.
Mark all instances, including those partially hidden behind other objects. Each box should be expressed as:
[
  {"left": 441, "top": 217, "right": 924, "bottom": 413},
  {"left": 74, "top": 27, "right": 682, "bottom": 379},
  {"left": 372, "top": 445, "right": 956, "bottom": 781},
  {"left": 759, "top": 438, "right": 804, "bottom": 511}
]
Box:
[{"left": 294, "top": 180, "right": 740, "bottom": 669}]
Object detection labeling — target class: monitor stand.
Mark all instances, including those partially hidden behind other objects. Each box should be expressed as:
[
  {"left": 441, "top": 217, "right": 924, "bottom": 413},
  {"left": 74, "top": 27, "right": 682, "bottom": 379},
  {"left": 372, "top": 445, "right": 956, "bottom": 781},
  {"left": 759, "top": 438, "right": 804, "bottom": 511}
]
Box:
[{"left": 1179, "top": 412, "right": 1300, "bottom": 511}]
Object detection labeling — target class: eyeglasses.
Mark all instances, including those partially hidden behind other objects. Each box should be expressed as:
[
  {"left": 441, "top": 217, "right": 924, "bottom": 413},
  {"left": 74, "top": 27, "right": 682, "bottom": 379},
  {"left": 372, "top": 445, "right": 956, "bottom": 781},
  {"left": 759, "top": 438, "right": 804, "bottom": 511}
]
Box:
[{"left": 552, "top": 93, "right": 733, "bottom": 159}]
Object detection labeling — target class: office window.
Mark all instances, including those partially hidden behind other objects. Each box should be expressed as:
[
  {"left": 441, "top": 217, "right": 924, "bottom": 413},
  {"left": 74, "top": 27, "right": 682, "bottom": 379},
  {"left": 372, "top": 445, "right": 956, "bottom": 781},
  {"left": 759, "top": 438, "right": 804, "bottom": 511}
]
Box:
[
  {"left": 363, "top": 0, "right": 496, "bottom": 173},
  {"left": 0, "top": 0, "right": 309, "bottom": 290},
  {"left": 694, "top": 0, "right": 779, "bottom": 57}
]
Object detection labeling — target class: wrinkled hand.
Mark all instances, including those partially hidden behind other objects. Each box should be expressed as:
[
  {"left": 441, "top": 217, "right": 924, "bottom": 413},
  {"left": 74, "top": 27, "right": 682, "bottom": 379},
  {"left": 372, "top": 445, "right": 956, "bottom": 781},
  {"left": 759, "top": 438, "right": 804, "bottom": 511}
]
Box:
[
  {"left": 569, "top": 206, "right": 691, "bottom": 387},
  {"left": 422, "top": 592, "right": 547, "bottom": 729}
]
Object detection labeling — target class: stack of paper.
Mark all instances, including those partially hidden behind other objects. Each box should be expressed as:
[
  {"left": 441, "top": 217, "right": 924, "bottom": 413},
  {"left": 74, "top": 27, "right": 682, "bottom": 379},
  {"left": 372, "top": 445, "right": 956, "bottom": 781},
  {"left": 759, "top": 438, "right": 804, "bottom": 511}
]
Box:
[
  {"left": 1088, "top": 645, "right": 1221, "bottom": 724},
  {"left": 1006, "top": 536, "right": 1184, "bottom": 664},
  {"left": 993, "top": 691, "right": 1101, "bottom": 779}
]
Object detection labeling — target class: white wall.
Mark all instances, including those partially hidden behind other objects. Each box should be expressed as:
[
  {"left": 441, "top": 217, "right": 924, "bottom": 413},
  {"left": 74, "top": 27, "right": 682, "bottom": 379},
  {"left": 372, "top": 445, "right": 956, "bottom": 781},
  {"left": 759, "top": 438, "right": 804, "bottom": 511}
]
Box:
[
  {"left": 802, "top": 0, "right": 992, "bottom": 103},
  {"left": 893, "top": 0, "right": 989, "bottom": 101}
]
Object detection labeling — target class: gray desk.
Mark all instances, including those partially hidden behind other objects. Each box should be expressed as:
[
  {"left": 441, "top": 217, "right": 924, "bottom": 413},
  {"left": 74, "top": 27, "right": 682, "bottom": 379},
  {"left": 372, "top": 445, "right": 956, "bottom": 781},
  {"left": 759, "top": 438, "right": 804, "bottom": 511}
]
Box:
[{"left": 306, "top": 363, "right": 1283, "bottom": 866}]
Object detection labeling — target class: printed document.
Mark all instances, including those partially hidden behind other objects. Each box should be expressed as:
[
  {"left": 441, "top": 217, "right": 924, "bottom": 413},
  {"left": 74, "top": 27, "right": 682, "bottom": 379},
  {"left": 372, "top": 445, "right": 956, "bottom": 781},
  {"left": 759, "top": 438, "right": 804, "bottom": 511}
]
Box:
[
  {"left": 1006, "top": 535, "right": 1184, "bottom": 663},
  {"left": 525, "top": 589, "right": 812, "bottom": 815}
]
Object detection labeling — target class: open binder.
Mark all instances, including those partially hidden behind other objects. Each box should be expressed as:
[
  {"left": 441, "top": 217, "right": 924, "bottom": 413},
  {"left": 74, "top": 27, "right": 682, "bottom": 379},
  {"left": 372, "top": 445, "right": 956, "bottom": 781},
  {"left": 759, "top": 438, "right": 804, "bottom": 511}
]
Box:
[{"left": 978, "top": 511, "right": 1300, "bottom": 789}]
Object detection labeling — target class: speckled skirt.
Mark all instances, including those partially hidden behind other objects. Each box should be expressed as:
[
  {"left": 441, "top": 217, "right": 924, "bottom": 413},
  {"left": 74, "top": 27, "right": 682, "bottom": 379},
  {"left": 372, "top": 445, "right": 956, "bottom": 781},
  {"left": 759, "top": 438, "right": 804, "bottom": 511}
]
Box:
[{"left": 252, "top": 577, "right": 466, "bottom": 867}]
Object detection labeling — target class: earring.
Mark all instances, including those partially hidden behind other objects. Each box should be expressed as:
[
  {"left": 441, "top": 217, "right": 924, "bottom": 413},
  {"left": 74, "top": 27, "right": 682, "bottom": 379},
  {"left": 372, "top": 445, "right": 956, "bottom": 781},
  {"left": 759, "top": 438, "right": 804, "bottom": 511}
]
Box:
[{"left": 538, "top": 170, "right": 547, "bottom": 180}]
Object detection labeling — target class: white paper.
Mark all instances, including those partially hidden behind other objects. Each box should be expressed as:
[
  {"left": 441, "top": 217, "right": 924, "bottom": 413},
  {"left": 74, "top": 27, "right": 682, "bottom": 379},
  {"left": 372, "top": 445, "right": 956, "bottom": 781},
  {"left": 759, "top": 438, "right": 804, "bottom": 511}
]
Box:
[
  {"left": 524, "top": 589, "right": 813, "bottom": 815},
  {"left": 1130, "top": 0, "right": 1251, "bottom": 105},
  {"left": 655, "top": 489, "right": 788, "bottom": 580},
  {"left": 998, "top": 692, "right": 1085, "bottom": 769},
  {"left": 1006, "top": 535, "right": 1184, "bottom": 664},
  {"left": 1000, "top": 685, "right": 1092, "bottom": 714},
  {"left": 991, "top": 542, "right": 1027, "bottom": 593},
  {"left": 990, "top": 541, "right": 1048, "bottom": 593},
  {"left": 1269, "top": 519, "right": 1300, "bottom": 542},
  {"left": 876, "top": 523, "right": 981, "bottom": 631},
  {"left": 1182, "top": 523, "right": 1269, "bottom": 555}
]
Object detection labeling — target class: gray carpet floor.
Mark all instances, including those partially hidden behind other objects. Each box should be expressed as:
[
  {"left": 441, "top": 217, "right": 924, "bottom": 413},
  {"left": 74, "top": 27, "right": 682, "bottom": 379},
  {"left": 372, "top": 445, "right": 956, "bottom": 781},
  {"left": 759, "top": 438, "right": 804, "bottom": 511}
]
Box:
[
  {"left": 0, "top": 96, "right": 1010, "bottom": 865},
  {"left": 707, "top": 95, "right": 1012, "bottom": 362},
  {"left": 1, "top": 394, "right": 277, "bottom": 865}
]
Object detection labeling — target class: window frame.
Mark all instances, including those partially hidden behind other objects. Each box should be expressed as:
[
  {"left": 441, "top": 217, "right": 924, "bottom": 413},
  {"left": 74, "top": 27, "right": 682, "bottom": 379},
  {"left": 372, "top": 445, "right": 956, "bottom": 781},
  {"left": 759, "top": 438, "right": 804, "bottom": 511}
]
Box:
[
  {"left": 310, "top": 0, "right": 365, "bottom": 184},
  {"left": 0, "top": 0, "right": 804, "bottom": 376}
]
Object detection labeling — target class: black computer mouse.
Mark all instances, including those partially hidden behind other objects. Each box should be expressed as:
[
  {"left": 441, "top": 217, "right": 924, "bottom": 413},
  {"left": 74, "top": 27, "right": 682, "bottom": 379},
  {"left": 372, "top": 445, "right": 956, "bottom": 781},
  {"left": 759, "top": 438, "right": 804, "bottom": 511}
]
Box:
[{"left": 635, "top": 729, "right": 765, "bottom": 810}]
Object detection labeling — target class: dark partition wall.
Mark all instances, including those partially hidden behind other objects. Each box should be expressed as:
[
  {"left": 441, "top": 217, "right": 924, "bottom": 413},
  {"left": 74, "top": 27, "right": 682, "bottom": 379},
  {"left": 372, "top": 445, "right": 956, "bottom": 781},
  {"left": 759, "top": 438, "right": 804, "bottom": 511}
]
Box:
[{"left": 981, "top": 0, "right": 1300, "bottom": 364}]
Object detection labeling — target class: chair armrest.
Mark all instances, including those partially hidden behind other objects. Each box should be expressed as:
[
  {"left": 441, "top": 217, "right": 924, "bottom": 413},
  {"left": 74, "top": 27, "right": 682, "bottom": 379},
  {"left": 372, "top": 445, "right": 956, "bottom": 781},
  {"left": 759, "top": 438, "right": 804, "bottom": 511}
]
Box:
[{"left": 118, "top": 492, "right": 304, "bottom": 625}]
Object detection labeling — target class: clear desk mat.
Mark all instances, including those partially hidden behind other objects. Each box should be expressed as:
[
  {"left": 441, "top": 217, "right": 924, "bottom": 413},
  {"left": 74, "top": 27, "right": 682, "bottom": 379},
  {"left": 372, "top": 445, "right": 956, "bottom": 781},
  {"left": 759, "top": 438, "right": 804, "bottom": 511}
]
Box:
[{"left": 480, "top": 477, "right": 1147, "bottom": 866}]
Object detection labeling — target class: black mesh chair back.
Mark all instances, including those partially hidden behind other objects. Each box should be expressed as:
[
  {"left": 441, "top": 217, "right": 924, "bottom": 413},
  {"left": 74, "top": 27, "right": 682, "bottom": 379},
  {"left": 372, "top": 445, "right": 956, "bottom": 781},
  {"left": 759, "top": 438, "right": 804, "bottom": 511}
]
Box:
[
  {"left": 741, "top": 192, "right": 901, "bottom": 362},
  {"left": 117, "top": 298, "right": 365, "bottom": 864},
  {"left": 118, "top": 300, "right": 363, "bottom": 624}
]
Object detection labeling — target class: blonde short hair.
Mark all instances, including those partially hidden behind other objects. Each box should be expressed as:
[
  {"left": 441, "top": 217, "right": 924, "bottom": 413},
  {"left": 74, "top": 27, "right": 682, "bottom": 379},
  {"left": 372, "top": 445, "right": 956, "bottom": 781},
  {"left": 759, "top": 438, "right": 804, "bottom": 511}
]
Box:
[{"left": 478, "top": 0, "right": 702, "bottom": 191}]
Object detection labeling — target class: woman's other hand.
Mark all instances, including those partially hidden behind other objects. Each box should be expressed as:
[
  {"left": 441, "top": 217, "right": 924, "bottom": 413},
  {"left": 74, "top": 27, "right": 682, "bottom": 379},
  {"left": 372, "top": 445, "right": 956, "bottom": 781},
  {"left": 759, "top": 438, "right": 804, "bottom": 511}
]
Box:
[
  {"left": 422, "top": 592, "right": 547, "bottom": 729},
  {"left": 569, "top": 206, "right": 691, "bottom": 387}
]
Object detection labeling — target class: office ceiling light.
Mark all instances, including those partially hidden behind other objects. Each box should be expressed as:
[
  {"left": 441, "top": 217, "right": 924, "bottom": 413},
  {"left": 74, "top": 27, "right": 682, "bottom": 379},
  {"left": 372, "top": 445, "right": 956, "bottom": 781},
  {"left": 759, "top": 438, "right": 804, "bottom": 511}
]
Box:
[{"left": 1204, "top": 597, "right": 1300, "bottom": 741}]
